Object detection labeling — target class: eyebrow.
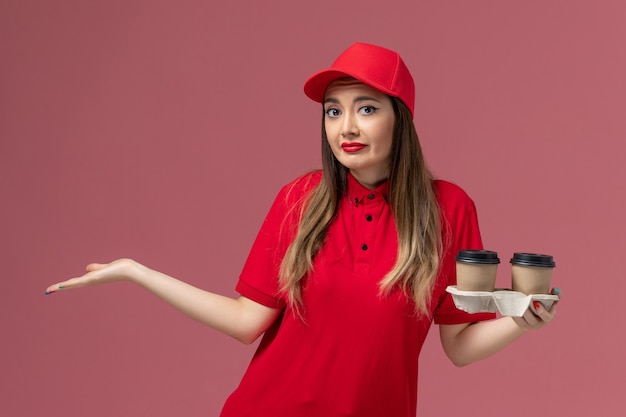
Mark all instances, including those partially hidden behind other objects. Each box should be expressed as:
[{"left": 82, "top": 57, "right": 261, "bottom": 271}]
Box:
[{"left": 323, "top": 96, "right": 382, "bottom": 105}]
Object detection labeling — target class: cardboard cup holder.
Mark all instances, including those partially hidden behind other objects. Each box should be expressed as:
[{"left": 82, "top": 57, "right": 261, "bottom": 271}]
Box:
[{"left": 446, "top": 286, "right": 559, "bottom": 317}]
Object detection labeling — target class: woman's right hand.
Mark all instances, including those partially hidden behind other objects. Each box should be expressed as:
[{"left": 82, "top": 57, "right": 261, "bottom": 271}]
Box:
[
  {"left": 45, "top": 258, "right": 144, "bottom": 294},
  {"left": 44, "top": 258, "right": 281, "bottom": 343}
]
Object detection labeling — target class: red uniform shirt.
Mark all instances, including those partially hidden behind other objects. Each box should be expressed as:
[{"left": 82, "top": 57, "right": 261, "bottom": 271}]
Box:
[{"left": 221, "top": 172, "right": 494, "bottom": 417}]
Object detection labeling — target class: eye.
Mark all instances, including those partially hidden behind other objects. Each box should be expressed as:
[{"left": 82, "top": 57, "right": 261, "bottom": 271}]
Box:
[
  {"left": 325, "top": 108, "right": 341, "bottom": 118},
  {"left": 359, "top": 105, "right": 378, "bottom": 115}
]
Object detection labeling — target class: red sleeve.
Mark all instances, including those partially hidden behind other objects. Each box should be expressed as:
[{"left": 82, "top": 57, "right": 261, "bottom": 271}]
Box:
[
  {"left": 236, "top": 173, "right": 321, "bottom": 309},
  {"left": 432, "top": 180, "right": 497, "bottom": 324}
]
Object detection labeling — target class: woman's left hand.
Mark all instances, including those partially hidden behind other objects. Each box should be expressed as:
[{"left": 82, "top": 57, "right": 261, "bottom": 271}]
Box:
[{"left": 512, "top": 288, "right": 561, "bottom": 331}]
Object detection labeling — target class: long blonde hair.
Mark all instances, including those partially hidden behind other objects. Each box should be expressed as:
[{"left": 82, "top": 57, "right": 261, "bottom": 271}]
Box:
[{"left": 279, "top": 97, "right": 441, "bottom": 317}]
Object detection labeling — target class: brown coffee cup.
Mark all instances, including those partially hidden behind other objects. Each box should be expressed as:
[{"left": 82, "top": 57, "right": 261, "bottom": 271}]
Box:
[
  {"left": 455, "top": 250, "right": 500, "bottom": 292},
  {"left": 510, "top": 253, "right": 556, "bottom": 295}
]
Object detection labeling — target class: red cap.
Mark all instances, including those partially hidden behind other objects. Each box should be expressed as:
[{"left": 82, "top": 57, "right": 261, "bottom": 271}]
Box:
[{"left": 304, "top": 42, "right": 415, "bottom": 116}]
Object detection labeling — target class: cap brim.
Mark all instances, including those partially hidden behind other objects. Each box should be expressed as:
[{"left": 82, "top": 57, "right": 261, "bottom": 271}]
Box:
[{"left": 303, "top": 68, "right": 396, "bottom": 104}]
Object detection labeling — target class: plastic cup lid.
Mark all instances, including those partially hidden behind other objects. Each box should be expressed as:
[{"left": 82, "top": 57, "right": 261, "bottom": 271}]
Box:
[
  {"left": 455, "top": 249, "right": 500, "bottom": 264},
  {"left": 510, "top": 252, "right": 556, "bottom": 268}
]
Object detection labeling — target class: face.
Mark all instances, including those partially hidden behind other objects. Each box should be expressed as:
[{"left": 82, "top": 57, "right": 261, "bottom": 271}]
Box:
[{"left": 323, "top": 80, "right": 395, "bottom": 189}]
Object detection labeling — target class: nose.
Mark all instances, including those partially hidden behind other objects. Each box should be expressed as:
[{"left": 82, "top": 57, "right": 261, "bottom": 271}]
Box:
[{"left": 340, "top": 112, "right": 359, "bottom": 138}]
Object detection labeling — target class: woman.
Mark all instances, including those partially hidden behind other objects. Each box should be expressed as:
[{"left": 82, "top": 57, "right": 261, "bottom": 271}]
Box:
[{"left": 46, "top": 42, "right": 558, "bottom": 417}]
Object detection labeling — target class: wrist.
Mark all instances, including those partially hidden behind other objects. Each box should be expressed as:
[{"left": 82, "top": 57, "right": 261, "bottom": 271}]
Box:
[
  {"left": 130, "top": 260, "right": 151, "bottom": 285},
  {"left": 114, "top": 258, "right": 149, "bottom": 285}
]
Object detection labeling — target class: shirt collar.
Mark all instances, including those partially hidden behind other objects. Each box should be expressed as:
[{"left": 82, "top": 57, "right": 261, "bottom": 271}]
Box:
[{"left": 347, "top": 172, "right": 390, "bottom": 205}]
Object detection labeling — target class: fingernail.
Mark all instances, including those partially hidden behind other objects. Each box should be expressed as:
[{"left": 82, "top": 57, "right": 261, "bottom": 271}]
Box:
[
  {"left": 533, "top": 301, "right": 541, "bottom": 310},
  {"left": 553, "top": 287, "right": 561, "bottom": 296},
  {"left": 45, "top": 291, "right": 54, "bottom": 295}
]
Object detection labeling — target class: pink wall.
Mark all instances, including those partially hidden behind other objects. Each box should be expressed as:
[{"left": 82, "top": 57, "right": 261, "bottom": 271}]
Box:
[{"left": 2, "top": 1, "right": 624, "bottom": 415}]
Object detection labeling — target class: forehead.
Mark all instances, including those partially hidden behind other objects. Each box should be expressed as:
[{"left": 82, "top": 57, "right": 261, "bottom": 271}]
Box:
[{"left": 324, "top": 78, "right": 388, "bottom": 102}]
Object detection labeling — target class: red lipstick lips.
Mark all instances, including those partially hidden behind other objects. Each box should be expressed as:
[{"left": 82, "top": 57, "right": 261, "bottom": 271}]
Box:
[{"left": 341, "top": 142, "right": 367, "bottom": 153}]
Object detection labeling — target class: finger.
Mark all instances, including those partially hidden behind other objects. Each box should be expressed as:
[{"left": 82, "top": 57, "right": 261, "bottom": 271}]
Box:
[
  {"left": 534, "top": 300, "right": 557, "bottom": 322},
  {"left": 523, "top": 307, "right": 542, "bottom": 328},
  {"left": 512, "top": 310, "right": 535, "bottom": 331},
  {"left": 44, "top": 283, "right": 62, "bottom": 294},
  {"left": 44, "top": 278, "right": 78, "bottom": 294},
  {"left": 512, "top": 316, "right": 533, "bottom": 331},
  {"left": 45, "top": 263, "right": 107, "bottom": 294},
  {"left": 547, "top": 302, "right": 558, "bottom": 315},
  {"left": 86, "top": 263, "right": 108, "bottom": 272},
  {"left": 45, "top": 259, "right": 133, "bottom": 295},
  {"left": 44, "top": 270, "right": 101, "bottom": 294}
]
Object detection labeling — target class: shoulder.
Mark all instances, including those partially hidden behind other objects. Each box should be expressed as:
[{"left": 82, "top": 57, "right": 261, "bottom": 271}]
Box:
[
  {"left": 272, "top": 170, "right": 322, "bottom": 210},
  {"left": 257, "top": 172, "right": 322, "bottom": 235},
  {"left": 279, "top": 170, "right": 322, "bottom": 199},
  {"left": 433, "top": 179, "right": 477, "bottom": 216},
  {"left": 433, "top": 179, "right": 473, "bottom": 203},
  {"left": 282, "top": 170, "right": 322, "bottom": 192}
]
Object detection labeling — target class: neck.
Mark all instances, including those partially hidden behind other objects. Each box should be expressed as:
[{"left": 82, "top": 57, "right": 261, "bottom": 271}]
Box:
[{"left": 350, "top": 169, "right": 388, "bottom": 189}]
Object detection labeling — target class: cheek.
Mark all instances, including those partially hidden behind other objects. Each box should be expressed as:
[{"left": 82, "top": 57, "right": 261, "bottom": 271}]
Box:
[
  {"left": 327, "top": 140, "right": 342, "bottom": 160},
  {"left": 324, "top": 133, "right": 341, "bottom": 158},
  {"left": 324, "top": 120, "right": 338, "bottom": 138},
  {"left": 375, "top": 121, "right": 394, "bottom": 152},
  {"left": 324, "top": 123, "right": 341, "bottom": 147}
]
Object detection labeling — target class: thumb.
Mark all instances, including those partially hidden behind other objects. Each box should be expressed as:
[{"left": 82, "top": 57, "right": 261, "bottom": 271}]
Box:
[{"left": 85, "top": 262, "right": 108, "bottom": 272}]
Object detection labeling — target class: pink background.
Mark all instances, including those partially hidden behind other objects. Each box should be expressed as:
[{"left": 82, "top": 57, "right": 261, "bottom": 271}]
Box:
[{"left": 2, "top": 1, "right": 624, "bottom": 415}]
